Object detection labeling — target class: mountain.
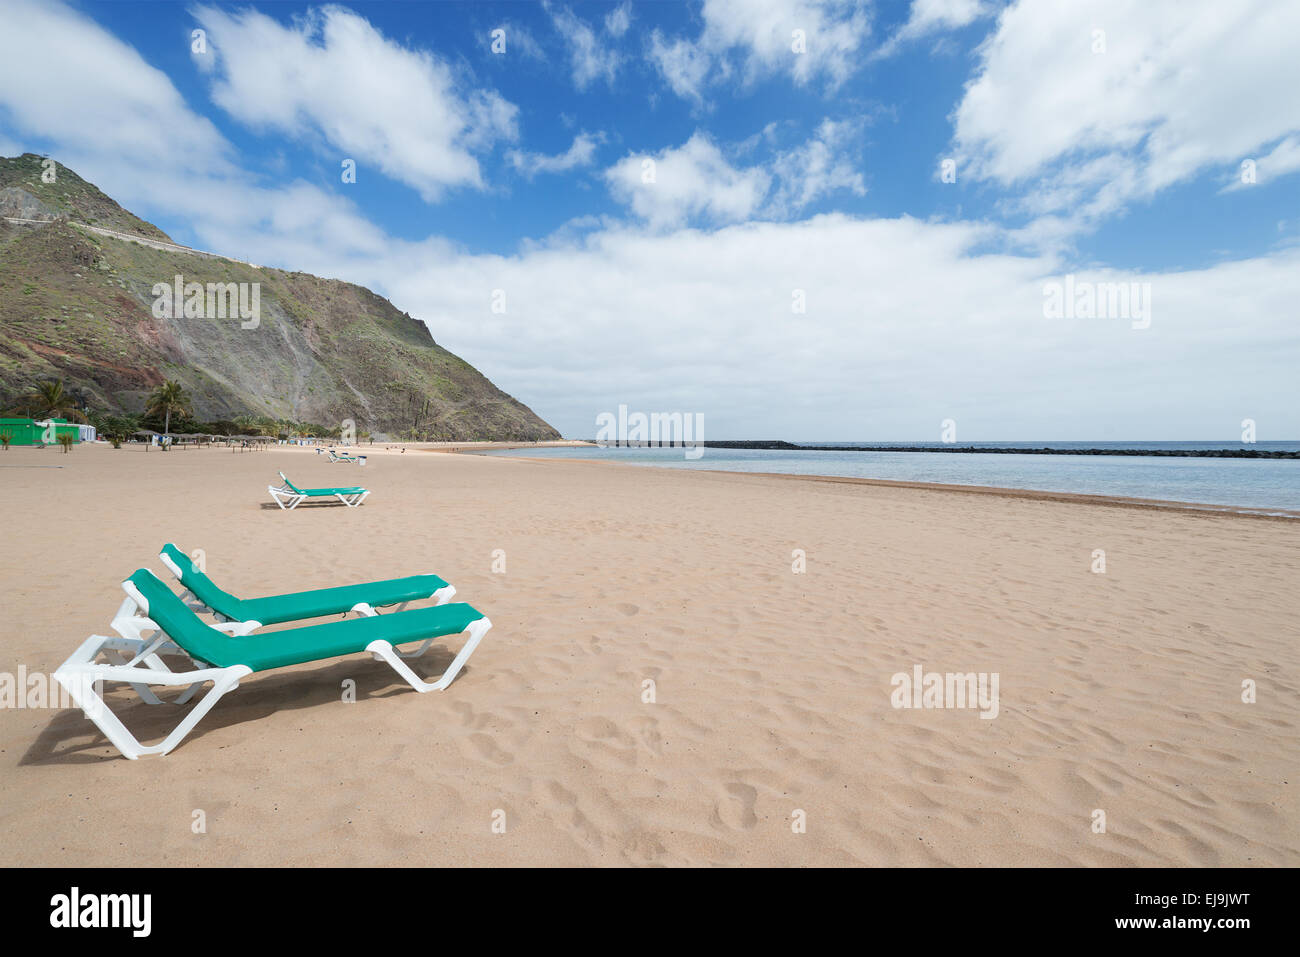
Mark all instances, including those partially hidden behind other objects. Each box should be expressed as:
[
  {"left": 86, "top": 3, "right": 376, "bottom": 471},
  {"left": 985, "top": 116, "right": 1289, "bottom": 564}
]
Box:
[
  {"left": 0, "top": 154, "right": 170, "bottom": 240},
  {"left": 0, "top": 154, "right": 559, "bottom": 440}
]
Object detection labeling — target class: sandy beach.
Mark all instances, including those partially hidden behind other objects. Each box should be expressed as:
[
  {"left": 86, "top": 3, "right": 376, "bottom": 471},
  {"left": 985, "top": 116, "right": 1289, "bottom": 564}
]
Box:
[{"left": 0, "top": 442, "right": 1295, "bottom": 866}]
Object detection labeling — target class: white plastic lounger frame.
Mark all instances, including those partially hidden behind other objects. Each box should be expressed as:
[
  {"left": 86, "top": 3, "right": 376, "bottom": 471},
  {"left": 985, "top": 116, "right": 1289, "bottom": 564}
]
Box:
[
  {"left": 267, "top": 479, "right": 369, "bottom": 509},
  {"left": 53, "top": 582, "right": 492, "bottom": 759},
  {"left": 157, "top": 549, "right": 458, "bottom": 628},
  {"left": 52, "top": 589, "right": 254, "bottom": 760}
]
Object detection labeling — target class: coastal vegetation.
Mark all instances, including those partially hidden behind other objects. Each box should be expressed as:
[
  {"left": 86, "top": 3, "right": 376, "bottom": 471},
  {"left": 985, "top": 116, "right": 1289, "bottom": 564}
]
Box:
[
  {"left": 143, "top": 379, "right": 191, "bottom": 450},
  {"left": 3, "top": 377, "right": 379, "bottom": 445}
]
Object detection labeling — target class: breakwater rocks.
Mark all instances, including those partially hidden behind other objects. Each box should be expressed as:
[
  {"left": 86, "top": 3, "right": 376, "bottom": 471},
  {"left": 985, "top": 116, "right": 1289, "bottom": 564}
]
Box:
[
  {"left": 790, "top": 445, "right": 1298, "bottom": 458},
  {"left": 798, "top": 444, "right": 1299, "bottom": 459},
  {"left": 597, "top": 440, "right": 1299, "bottom": 459}
]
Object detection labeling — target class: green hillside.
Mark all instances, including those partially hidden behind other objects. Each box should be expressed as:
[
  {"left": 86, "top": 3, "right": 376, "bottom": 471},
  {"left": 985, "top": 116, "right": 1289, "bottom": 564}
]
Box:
[{"left": 0, "top": 154, "right": 558, "bottom": 440}]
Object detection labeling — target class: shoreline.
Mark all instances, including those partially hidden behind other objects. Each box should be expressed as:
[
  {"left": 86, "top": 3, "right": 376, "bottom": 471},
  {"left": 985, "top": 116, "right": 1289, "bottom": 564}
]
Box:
[
  {"left": 415, "top": 440, "right": 594, "bottom": 453},
  {"left": 487, "top": 452, "right": 1300, "bottom": 521}
]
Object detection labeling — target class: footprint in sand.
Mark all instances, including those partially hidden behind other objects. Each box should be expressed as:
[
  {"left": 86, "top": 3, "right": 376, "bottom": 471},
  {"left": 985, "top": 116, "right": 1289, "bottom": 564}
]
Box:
[
  {"left": 615, "top": 602, "right": 640, "bottom": 617},
  {"left": 627, "top": 715, "right": 664, "bottom": 756},
  {"left": 711, "top": 782, "right": 759, "bottom": 830},
  {"left": 574, "top": 716, "right": 636, "bottom": 748},
  {"left": 546, "top": 781, "right": 605, "bottom": 849},
  {"left": 623, "top": 834, "right": 667, "bottom": 865},
  {"left": 466, "top": 732, "right": 513, "bottom": 766}
]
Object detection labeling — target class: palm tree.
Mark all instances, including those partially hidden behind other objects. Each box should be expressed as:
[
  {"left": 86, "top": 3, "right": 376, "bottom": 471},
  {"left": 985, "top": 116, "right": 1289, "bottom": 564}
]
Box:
[
  {"left": 14, "top": 379, "right": 87, "bottom": 422},
  {"left": 145, "top": 380, "right": 192, "bottom": 451}
]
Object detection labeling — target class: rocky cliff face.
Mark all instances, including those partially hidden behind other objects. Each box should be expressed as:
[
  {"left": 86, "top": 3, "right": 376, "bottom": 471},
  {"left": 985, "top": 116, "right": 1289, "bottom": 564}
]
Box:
[{"left": 0, "top": 154, "right": 559, "bottom": 440}]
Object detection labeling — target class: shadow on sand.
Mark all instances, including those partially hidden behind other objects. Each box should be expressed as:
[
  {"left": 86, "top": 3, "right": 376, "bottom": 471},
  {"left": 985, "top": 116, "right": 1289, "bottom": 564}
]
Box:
[{"left": 21, "top": 648, "right": 464, "bottom": 765}]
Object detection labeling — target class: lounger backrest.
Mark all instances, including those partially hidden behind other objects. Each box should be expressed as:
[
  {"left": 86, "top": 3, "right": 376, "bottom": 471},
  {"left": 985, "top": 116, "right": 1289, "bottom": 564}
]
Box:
[
  {"left": 159, "top": 544, "right": 242, "bottom": 619},
  {"left": 278, "top": 471, "right": 303, "bottom": 493},
  {"left": 123, "top": 569, "right": 237, "bottom": 669}
]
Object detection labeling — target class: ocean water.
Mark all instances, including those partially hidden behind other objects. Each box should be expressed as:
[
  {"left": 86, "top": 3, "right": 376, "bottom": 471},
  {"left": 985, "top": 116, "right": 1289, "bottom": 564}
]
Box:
[{"left": 485, "top": 442, "right": 1300, "bottom": 513}]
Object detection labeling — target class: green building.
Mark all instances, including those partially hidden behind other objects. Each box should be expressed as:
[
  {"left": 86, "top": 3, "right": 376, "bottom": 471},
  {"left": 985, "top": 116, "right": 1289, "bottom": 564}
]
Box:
[{"left": 0, "top": 418, "right": 87, "bottom": 446}]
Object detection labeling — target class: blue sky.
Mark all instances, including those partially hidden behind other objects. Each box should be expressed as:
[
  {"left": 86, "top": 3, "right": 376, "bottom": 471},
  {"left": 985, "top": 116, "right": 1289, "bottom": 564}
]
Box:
[{"left": 2, "top": 1, "right": 1298, "bottom": 439}]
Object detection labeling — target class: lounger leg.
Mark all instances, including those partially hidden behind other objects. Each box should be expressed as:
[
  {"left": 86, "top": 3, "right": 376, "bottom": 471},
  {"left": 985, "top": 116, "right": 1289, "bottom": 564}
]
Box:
[
  {"left": 54, "top": 670, "right": 143, "bottom": 759},
  {"left": 102, "top": 648, "right": 166, "bottom": 705},
  {"left": 350, "top": 590, "right": 444, "bottom": 620},
  {"left": 391, "top": 637, "right": 435, "bottom": 659},
  {"left": 173, "top": 680, "right": 208, "bottom": 705},
  {"left": 364, "top": 617, "right": 491, "bottom": 692},
  {"left": 269, "top": 486, "right": 305, "bottom": 509},
  {"left": 103, "top": 631, "right": 184, "bottom": 706},
  {"left": 151, "top": 669, "right": 248, "bottom": 756},
  {"left": 361, "top": 588, "right": 455, "bottom": 653},
  {"left": 54, "top": 664, "right": 251, "bottom": 760},
  {"left": 172, "top": 656, "right": 222, "bottom": 704}
]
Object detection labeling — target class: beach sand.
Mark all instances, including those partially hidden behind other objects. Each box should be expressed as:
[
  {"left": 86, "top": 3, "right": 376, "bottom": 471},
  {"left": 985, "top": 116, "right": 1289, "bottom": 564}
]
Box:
[{"left": 0, "top": 442, "right": 1295, "bottom": 866}]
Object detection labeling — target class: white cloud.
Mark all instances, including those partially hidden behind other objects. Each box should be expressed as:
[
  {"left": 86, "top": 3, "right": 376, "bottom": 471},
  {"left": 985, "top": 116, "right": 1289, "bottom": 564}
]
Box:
[
  {"left": 192, "top": 4, "right": 518, "bottom": 202},
  {"left": 0, "top": 0, "right": 230, "bottom": 174},
  {"left": 190, "top": 30, "right": 217, "bottom": 74},
  {"left": 904, "top": 0, "right": 987, "bottom": 34},
  {"left": 377, "top": 216, "right": 1300, "bottom": 439},
  {"left": 605, "top": 3, "right": 634, "bottom": 39},
  {"left": 647, "top": 30, "right": 715, "bottom": 106},
  {"left": 605, "top": 125, "right": 866, "bottom": 227},
  {"left": 508, "top": 132, "right": 603, "bottom": 179},
  {"left": 769, "top": 119, "right": 866, "bottom": 212},
  {"left": 876, "top": 0, "right": 990, "bottom": 57},
  {"left": 0, "top": 0, "right": 415, "bottom": 276},
  {"left": 951, "top": 0, "right": 1300, "bottom": 230},
  {"left": 604, "top": 133, "right": 771, "bottom": 229},
  {"left": 489, "top": 22, "right": 546, "bottom": 61},
  {"left": 648, "top": 0, "right": 872, "bottom": 104},
  {"left": 1224, "top": 135, "right": 1300, "bottom": 192},
  {"left": 547, "top": 4, "right": 622, "bottom": 90}
]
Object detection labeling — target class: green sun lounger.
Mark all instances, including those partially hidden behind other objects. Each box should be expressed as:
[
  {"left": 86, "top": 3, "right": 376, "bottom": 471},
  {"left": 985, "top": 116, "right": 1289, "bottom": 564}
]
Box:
[
  {"left": 159, "top": 544, "right": 456, "bottom": 627},
  {"left": 54, "top": 569, "right": 492, "bottom": 759},
  {"left": 268, "top": 471, "right": 368, "bottom": 509}
]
